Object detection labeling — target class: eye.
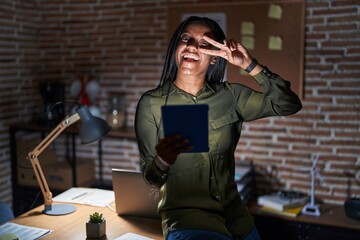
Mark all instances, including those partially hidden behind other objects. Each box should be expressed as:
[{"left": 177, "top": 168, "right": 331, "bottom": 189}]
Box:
[
  {"left": 199, "top": 39, "right": 210, "bottom": 47},
  {"left": 180, "top": 34, "right": 191, "bottom": 43}
]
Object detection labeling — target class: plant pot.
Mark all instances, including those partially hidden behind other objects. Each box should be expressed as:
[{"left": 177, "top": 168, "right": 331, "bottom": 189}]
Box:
[{"left": 86, "top": 221, "right": 106, "bottom": 239}]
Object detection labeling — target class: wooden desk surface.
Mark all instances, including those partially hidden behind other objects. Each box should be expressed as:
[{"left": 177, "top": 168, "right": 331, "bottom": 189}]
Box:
[
  {"left": 11, "top": 203, "right": 163, "bottom": 239},
  {"left": 249, "top": 202, "right": 360, "bottom": 231}
]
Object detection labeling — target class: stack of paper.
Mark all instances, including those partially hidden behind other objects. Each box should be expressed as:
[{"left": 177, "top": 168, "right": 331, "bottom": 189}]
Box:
[
  {"left": 114, "top": 232, "right": 153, "bottom": 240},
  {"left": 257, "top": 191, "right": 308, "bottom": 217},
  {"left": 53, "top": 187, "right": 115, "bottom": 207},
  {"left": 258, "top": 205, "right": 303, "bottom": 218},
  {"left": 0, "top": 222, "right": 52, "bottom": 240},
  {"left": 235, "top": 164, "right": 254, "bottom": 205}
]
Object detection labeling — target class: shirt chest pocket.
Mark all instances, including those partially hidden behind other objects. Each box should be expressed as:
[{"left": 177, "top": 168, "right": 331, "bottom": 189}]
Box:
[
  {"left": 209, "top": 111, "right": 239, "bottom": 152},
  {"left": 210, "top": 111, "right": 239, "bottom": 130}
]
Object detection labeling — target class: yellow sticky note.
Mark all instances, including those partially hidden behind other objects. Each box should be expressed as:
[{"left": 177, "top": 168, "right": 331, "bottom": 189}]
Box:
[
  {"left": 268, "top": 4, "right": 282, "bottom": 20},
  {"left": 241, "top": 36, "right": 254, "bottom": 50},
  {"left": 241, "top": 21, "right": 254, "bottom": 35},
  {"left": 268, "top": 36, "right": 282, "bottom": 50}
]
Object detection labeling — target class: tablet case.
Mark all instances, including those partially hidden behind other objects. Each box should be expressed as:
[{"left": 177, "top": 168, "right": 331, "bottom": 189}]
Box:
[{"left": 161, "top": 104, "right": 209, "bottom": 153}]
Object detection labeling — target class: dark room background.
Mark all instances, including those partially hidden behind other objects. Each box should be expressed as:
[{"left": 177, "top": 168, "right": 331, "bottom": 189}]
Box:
[{"left": 0, "top": 0, "right": 359, "bottom": 211}]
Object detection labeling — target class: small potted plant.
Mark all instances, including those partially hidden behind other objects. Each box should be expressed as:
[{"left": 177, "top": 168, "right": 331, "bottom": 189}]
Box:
[{"left": 86, "top": 212, "right": 106, "bottom": 239}]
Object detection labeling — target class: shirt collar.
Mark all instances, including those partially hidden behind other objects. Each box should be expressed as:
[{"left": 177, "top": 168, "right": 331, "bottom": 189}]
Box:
[{"left": 160, "top": 81, "right": 216, "bottom": 97}]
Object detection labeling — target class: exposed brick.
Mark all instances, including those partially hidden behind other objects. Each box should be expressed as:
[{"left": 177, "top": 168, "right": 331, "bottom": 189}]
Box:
[
  {"left": 321, "top": 139, "right": 359, "bottom": 147},
  {"left": 301, "top": 96, "right": 333, "bottom": 103},
  {"left": 327, "top": 14, "right": 360, "bottom": 24},
  {"left": 329, "top": 114, "right": 360, "bottom": 121},
  {"left": 306, "top": 1, "right": 329, "bottom": 8},
  {"left": 290, "top": 129, "right": 332, "bottom": 137},
  {"left": 318, "top": 89, "right": 359, "bottom": 96},
  {"left": 333, "top": 188, "right": 360, "bottom": 197},
  {"left": 1, "top": 0, "right": 360, "bottom": 209},
  {"left": 291, "top": 112, "right": 325, "bottom": 121},
  {"left": 337, "top": 147, "right": 360, "bottom": 155},
  {"left": 250, "top": 142, "right": 289, "bottom": 150},
  {"left": 348, "top": 48, "right": 360, "bottom": 55},
  {"left": 336, "top": 98, "right": 360, "bottom": 104},
  {"left": 331, "top": 0, "right": 360, "bottom": 7},
  {"left": 313, "top": 7, "right": 358, "bottom": 16},
  {"left": 278, "top": 136, "right": 317, "bottom": 145},
  {"left": 317, "top": 122, "right": 359, "bottom": 129},
  {"left": 313, "top": 23, "right": 358, "bottom": 32},
  {"left": 331, "top": 81, "right": 360, "bottom": 88},
  {"left": 305, "top": 17, "right": 325, "bottom": 24},
  {"left": 292, "top": 145, "right": 333, "bottom": 153}
]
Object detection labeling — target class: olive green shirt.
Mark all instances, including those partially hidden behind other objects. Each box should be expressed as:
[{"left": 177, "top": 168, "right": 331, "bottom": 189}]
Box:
[{"left": 135, "top": 70, "right": 302, "bottom": 239}]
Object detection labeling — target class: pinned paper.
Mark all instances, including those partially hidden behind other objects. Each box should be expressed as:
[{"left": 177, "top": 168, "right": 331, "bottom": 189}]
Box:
[
  {"left": 268, "top": 4, "right": 283, "bottom": 20},
  {"left": 268, "top": 36, "right": 282, "bottom": 50},
  {"left": 241, "top": 21, "right": 254, "bottom": 35},
  {"left": 241, "top": 36, "right": 254, "bottom": 50}
]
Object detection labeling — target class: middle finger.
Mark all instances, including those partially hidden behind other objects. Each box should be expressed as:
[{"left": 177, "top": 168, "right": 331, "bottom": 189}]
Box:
[{"left": 203, "top": 35, "right": 225, "bottom": 49}]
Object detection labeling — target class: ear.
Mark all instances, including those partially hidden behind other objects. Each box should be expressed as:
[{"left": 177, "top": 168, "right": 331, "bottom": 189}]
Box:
[{"left": 210, "top": 56, "right": 217, "bottom": 65}]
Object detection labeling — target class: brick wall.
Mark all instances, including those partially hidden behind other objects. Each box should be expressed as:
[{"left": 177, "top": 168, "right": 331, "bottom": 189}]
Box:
[
  {"left": 0, "top": 0, "right": 41, "bottom": 205},
  {"left": 0, "top": 0, "right": 359, "bottom": 209}
]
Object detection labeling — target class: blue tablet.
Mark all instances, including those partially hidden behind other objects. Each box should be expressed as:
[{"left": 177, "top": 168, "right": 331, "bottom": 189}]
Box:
[{"left": 161, "top": 104, "right": 209, "bottom": 153}]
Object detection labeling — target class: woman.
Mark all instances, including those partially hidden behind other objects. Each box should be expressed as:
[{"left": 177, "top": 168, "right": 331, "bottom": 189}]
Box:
[{"left": 135, "top": 16, "right": 302, "bottom": 240}]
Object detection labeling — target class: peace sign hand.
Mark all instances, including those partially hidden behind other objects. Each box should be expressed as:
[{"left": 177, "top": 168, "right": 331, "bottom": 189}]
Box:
[{"left": 200, "top": 35, "right": 253, "bottom": 70}]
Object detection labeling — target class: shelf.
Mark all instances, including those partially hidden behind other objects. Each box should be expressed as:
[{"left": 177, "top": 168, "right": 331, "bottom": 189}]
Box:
[
  {"left": 9, "top": 121, "right": 136, "bottom": 139},
  {"left": 107, "top": 127, "right": 136, "bottom": 139}
]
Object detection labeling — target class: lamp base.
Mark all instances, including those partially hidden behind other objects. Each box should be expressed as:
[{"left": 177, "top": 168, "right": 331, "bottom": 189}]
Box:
[
  {"left": 302, "top": 204, "right": 321, "bottom": 216},
  {"left": 43, "top": 204, "right": 76, "bottom": 216}
]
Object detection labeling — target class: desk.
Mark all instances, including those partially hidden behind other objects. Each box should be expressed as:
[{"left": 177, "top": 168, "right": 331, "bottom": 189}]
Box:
[
  {"left": 11, "top": 203, "right": 163, "bottom": 239},
  {"left": 249, "top": 203, "right": 360, "bottom": 240}
]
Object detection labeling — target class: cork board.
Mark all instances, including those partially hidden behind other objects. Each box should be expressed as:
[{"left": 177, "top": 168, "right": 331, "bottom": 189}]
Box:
[{"left": 167, "top": 0, "right": 305, "bottom": 99}]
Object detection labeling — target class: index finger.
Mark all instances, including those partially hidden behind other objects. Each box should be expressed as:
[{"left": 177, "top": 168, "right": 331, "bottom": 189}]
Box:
[
  {"left": 203, "top": 35, "right": 223, "bottom": 49},
  {"left": 159, "top": 134, "right": 181, "bottom": 143}
]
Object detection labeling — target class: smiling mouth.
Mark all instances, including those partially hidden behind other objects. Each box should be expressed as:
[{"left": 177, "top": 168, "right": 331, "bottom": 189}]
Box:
[{"left": 183, "top": 53, "right": 199, "bottom": 61}]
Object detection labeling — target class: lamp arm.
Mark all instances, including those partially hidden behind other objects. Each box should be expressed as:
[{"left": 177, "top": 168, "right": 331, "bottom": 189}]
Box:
[{"left": 27, "top": 113, "right": 80, "bottom": 207}]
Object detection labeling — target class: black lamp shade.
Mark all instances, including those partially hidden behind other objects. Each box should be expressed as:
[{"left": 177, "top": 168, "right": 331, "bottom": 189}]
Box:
[{"left": 77, "top": 106, "right": 112, "bottom": 145}]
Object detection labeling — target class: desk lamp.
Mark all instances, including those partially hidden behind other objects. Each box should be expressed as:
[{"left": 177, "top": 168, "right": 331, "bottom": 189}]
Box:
[
  {"left": 302, "top": 154, "right": 321, "bottom": 216},
  {"left": 27, "top": 105, "right": 111, "bottom": 216}
]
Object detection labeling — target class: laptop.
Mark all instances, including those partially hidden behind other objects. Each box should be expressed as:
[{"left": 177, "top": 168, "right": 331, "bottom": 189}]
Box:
[{"left": 111, "top": 168, "right": 160, "bottom": 219}]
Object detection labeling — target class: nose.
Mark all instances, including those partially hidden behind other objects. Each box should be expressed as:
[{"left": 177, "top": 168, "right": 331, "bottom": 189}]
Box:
[{"left": 186, "top": 39, "right": 198, "bottom": 51}]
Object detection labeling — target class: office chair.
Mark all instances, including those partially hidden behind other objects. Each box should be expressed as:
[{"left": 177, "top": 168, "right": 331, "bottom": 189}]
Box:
[{"left": 0, "top": 201, "right": 14, "bottom": 224}]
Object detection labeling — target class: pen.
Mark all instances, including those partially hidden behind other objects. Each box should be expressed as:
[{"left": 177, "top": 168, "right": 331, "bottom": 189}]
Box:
[{"left": 72, "top": 192, "right": 87, "bottom": 200}]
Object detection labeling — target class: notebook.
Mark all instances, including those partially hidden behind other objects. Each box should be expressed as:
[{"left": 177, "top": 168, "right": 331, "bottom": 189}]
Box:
[
  {"left": 111, "top": 168, "right": 160, "bottom": 219},
  {"left": 161, "top": 104, "right": 209, "bottom": 153}
]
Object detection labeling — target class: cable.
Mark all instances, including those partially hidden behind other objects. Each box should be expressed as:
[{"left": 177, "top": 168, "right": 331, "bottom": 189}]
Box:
[{"left": 28, "top": 190, "right": 41, "bottom": 212}]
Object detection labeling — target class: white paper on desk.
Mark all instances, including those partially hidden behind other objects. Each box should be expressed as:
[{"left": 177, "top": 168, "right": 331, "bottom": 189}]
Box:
[
  {"left": 0, "top": 222, "right": 52, "bottom": 240},
  {"left": 114, "top": 232, "right": 153, "bottom": 240},
  {"left": 53, "top": 187, "right": 115, "bottom": 207}
]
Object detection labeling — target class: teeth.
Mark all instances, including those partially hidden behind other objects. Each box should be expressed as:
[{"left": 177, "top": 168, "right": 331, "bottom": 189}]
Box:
[{"left": 184, "top": 54, "right": 199, "bottom": 61}]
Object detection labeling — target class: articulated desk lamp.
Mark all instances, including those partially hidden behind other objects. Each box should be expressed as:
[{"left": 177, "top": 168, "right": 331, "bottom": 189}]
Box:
[{"left": 27, "top": 105, "right": 111, "bottom": 216}]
